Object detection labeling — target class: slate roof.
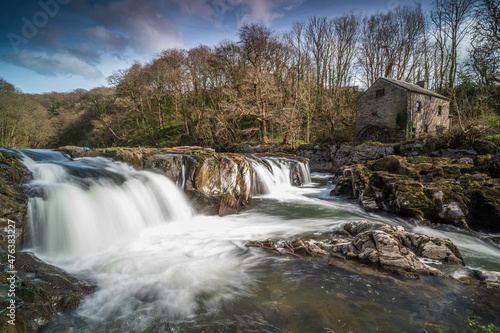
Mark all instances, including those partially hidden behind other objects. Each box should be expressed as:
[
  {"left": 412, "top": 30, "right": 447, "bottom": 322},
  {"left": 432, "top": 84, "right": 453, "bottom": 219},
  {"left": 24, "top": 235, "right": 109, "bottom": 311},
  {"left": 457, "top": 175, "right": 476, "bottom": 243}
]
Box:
[{"left": 378, "top": 77, "right": 450, "bottom": 100}]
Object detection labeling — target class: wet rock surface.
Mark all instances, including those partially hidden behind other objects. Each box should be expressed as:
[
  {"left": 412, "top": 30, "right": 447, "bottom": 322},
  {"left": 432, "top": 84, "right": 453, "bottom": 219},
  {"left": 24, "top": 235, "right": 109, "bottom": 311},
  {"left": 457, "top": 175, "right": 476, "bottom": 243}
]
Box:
[
  {"left": 0, "top": 150, "right": 28, "bottom": 248},
  {"left": 248, "top": 221, "right": 464, "bottom": 279},
  {"left": 332, "top": 155, "right": 500, "bottom": 232},
  {"left": 0, "top": 252, "right": 95, "bottom": 333}
]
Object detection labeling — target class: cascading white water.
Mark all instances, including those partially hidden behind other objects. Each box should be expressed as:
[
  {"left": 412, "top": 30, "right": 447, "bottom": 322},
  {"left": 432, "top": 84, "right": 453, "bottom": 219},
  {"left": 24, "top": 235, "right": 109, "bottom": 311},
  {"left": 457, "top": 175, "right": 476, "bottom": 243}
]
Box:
[
  {"left": 22, "top": 151, "right": 193, "bottom": 258},
  {"left": 248, "top": 156, "right": 311, "bottom": 195}
]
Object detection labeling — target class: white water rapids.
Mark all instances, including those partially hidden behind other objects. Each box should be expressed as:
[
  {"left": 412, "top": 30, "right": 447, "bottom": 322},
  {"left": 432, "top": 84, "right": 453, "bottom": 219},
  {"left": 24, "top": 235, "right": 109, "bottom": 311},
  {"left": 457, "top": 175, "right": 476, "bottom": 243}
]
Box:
[{"left": 12, "top": 149, "right": 500, "bottom": 332}]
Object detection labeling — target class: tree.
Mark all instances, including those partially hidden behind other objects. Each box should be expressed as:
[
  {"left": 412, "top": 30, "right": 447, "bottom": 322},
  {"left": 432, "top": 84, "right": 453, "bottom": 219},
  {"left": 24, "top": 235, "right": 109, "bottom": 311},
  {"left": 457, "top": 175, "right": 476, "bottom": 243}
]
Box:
[
  {"left": 238, "top": 23, "right": 281, "bottom": 143},
  {"left": 0, "top": 78, "right": 53, "bottom": 148},
  {"left": 469, "top": 0, "right": 500, "bottom": 86},
  {"left": 431, "top": 0, "right": 477, "bottom": 89}
]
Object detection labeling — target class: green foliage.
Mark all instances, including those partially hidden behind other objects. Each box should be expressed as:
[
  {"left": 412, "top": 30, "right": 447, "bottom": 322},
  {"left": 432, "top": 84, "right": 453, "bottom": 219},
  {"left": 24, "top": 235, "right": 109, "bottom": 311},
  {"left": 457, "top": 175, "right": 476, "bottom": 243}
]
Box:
[
  {"left": 396, "top": 111, "right": 410, "bottom": 131},
  {"left": 467, "top": 317, "right": 500, "bottom": 333}
]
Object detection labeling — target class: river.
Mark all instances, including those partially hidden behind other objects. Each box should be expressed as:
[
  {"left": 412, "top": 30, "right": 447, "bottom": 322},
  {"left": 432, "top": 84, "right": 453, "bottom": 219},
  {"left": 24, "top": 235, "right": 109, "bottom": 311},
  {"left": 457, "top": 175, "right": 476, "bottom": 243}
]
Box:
[{"left": 12, "top": 149, "right": 500, "bottom": 332}]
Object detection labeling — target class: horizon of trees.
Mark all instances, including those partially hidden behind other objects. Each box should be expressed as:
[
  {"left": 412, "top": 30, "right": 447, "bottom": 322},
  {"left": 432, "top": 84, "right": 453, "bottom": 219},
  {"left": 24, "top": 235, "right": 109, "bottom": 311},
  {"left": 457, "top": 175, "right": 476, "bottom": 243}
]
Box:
[{"left": 1, "top": 0, "right": 498, "bottom": 149}]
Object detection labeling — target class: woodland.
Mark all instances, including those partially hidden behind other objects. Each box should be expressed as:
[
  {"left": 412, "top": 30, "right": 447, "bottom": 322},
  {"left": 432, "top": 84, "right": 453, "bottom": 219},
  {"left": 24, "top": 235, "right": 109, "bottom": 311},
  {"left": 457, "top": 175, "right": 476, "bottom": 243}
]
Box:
[{"left": 0, "top": 0, "right": 498, "bottom": 149}]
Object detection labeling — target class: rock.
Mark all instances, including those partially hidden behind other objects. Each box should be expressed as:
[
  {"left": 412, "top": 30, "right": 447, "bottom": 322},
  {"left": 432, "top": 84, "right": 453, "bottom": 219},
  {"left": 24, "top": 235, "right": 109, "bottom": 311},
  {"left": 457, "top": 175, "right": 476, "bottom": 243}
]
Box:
[
  {"left": 332, "top": 154, "right": 500, "bottom": 232},
  {"left": 489, "top": 153, "right": 500, "bottom": 178},
  {"left": 296, "top": 143, "right": 395, "bottom": 173},
  {"left": 248, "top": 221, "right": 464, "bottom": 278},
  {"left": 331, "top": 144, "right": 395, "bottom": 173},
  {"left": 457, "top": 268, "right": 500, "bottom": 286},
  {"left": 56, "top": 146, "right": 87, "bottom": 158},
  {"left": 0, "top": 150, "right": 29, "bottom": 247},
  {"left": 185, "top": 190, "right": 238, "bottom": 216},
  {"left": 295, "top": 144, "right": 334, "bottom": 172},
  {"left": 0, "top": 251, "right": 95, "bottom": 333},
  {"left": 284, "top": 239, "right": 329, "bottom": 258},
  {"left": 439, "top": 201, "right": 467, "bottom": 228},
  {"left": 490, "top": 237, "right": 500, "bottom": 245},
  {"left": 441, "top": 149, "right": 478, "bottom": 160},
  {"left": 334, "top": 221, "right": 464, "bottom": 276}
]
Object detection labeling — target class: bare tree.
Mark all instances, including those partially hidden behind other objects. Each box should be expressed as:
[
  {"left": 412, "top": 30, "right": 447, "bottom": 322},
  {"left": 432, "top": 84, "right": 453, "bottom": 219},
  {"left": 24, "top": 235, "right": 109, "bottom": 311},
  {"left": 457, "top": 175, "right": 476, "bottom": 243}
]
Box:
[
  {"left": 431, "top": 0, "right": 477, "bottom": 89},
  {"left": 331, "top": 13, "right": 360, "bottom": 87},
  {"left": 469, "top": 0, "right": 500, "bottom": 85}
]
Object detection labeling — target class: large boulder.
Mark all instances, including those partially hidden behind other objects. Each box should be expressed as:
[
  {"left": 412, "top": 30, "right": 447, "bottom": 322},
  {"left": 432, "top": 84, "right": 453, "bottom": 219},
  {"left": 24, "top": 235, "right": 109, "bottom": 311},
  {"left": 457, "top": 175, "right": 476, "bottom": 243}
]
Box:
[
  {"left": 247, "top": 221, "right": 464, "bottom": 278},
  {"left": 330, "top": 144, "right": 395, "bottom": 172},
  {"left": 341, "top": 221, "right": 464, "bottom": 264},
  {"left": 332, "top": 221, "right": 463, "bottom": 277},
  {"left": 295, "top": 144, "right": 335, "bottom": 172}
]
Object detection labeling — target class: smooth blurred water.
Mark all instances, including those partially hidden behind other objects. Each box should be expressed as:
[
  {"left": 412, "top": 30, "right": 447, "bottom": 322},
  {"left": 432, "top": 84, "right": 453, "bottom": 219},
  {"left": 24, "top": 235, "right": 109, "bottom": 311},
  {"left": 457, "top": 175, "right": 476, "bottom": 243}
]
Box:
[{"left": 13, "top": 150, "right": 500, "bottom": 332}]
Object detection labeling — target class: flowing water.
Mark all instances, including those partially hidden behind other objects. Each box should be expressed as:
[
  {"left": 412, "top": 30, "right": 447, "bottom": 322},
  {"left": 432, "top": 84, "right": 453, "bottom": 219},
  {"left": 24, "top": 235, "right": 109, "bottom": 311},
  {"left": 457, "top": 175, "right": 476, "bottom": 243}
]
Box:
[{"left": 10, "top": 149, "right": 500, "bottom": 332}]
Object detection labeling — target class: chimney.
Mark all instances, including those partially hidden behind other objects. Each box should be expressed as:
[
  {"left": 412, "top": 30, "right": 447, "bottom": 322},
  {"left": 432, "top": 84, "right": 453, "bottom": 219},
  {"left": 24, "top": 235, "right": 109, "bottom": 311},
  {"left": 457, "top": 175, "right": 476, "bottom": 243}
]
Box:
[{"left": 416, "top": 80, "right": 428, "bottom": 89}]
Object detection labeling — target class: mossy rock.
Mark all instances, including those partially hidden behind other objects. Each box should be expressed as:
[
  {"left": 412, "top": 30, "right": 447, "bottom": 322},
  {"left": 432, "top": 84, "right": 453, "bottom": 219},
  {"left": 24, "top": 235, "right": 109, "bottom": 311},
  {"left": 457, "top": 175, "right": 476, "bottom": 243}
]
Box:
[
  {"left": 0, "top": 151, "right": 28, "bottom": 247},
  {"left": 367, "top": 155, "right": 406, "bottom": 174}
]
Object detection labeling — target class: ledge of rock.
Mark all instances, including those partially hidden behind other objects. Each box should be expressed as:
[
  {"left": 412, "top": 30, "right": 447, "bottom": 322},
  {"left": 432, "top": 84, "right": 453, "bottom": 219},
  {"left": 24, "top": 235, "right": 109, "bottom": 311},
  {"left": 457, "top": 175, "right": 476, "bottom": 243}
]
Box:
[
  {"left": 248, "top": 221, "right": 464, "bottom": 279},
  {"left": 56, "top": 146, "right": 309, "bottom": 216}
]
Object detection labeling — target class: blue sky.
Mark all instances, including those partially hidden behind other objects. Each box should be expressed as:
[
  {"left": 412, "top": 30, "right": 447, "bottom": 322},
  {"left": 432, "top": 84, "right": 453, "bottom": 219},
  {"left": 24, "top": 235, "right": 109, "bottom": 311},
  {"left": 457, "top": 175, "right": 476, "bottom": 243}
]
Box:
[{"left": 0, "top": 0, "right": 427, "bottom": 94}]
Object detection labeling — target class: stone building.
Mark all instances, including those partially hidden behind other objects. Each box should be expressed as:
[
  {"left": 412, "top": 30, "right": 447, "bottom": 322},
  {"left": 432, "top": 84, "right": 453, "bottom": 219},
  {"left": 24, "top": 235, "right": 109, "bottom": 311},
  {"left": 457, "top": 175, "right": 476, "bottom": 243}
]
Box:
[{"left": 355, "top": 77, "right": 450, "bottom": 142}]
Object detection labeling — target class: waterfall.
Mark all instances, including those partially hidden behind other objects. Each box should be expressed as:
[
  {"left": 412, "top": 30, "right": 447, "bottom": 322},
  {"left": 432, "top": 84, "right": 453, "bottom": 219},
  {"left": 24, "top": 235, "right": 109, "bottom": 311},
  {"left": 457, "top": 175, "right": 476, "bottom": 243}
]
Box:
[
  {"left": 248, "top": 156, "right": 311, "bottom": 195},
  {"left": 20, "top": 150, "right": 193, "bottom": 258}
]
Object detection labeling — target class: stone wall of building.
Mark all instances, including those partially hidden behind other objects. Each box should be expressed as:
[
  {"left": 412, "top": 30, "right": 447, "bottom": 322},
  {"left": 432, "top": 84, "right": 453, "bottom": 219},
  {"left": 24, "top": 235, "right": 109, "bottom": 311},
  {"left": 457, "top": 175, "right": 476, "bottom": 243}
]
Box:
[
  {"left": 355, "top": 79, "right": 408, "bottom": 138},
  {"left": 408, "top": 92, "right": 450, "bottom": 137}
]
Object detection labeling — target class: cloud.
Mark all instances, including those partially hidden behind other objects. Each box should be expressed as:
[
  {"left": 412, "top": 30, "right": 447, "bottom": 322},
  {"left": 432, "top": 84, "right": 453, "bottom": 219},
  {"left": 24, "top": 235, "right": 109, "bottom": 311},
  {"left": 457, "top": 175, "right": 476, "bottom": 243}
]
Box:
[
  {"left": 65, "top": 42, "right": 101, "bottom": 65},
  {"left": 230, "top": 0, "right": 284, "bottom": 27},
  {"left": 284, "top": 0, "right": 304, "bottom": 11},
  {"left": 86, "top": 26, "right": 129, "bottom": 52},
  {"left": 174, "top": 0, "right": 302, "bottom": 28},
  {"left": 2, "top": 49, "right": 102, "bottom": 79},
  {"left": 88, "top": 0, "right": 183, "bottom": 54},
  {"left": 174, "top": 0, "right": 217, "bottom": 19}
]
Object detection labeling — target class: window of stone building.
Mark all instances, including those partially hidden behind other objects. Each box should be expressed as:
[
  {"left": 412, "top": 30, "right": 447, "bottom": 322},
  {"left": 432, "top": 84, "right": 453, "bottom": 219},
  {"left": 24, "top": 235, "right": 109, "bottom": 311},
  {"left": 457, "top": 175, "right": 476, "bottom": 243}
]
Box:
[
  {"left": 424, "top": 124, "right": 428, "bottom": 133},
  {"left": 438, "top": 105, "right": 442, "bottom": 115},
  {"left": 416, "top": 101, "right": 421, "bottom": 112},
  {"left": 376, "top": 89, "right": 385, "bottom": 97}
]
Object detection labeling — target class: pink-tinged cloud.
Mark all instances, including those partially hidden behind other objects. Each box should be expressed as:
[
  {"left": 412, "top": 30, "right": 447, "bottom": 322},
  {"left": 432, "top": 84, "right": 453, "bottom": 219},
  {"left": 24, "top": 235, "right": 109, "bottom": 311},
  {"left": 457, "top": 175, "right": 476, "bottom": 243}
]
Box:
[
  {"left": 88, "top": 0, "right": 183, "bottom": 54},
  {"left": 175, "top": 0, "right": 303, "bottom": 27},
  {"left": 231, "top": 0, "right": 284, "bottom": 27}
]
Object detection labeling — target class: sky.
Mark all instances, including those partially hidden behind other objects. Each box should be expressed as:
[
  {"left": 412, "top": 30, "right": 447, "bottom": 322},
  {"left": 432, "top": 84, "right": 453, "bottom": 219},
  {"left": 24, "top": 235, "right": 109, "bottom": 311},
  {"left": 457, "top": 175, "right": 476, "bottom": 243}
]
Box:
[{"left": 0, "top": 0, "right": 428, "bottom": 94}]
